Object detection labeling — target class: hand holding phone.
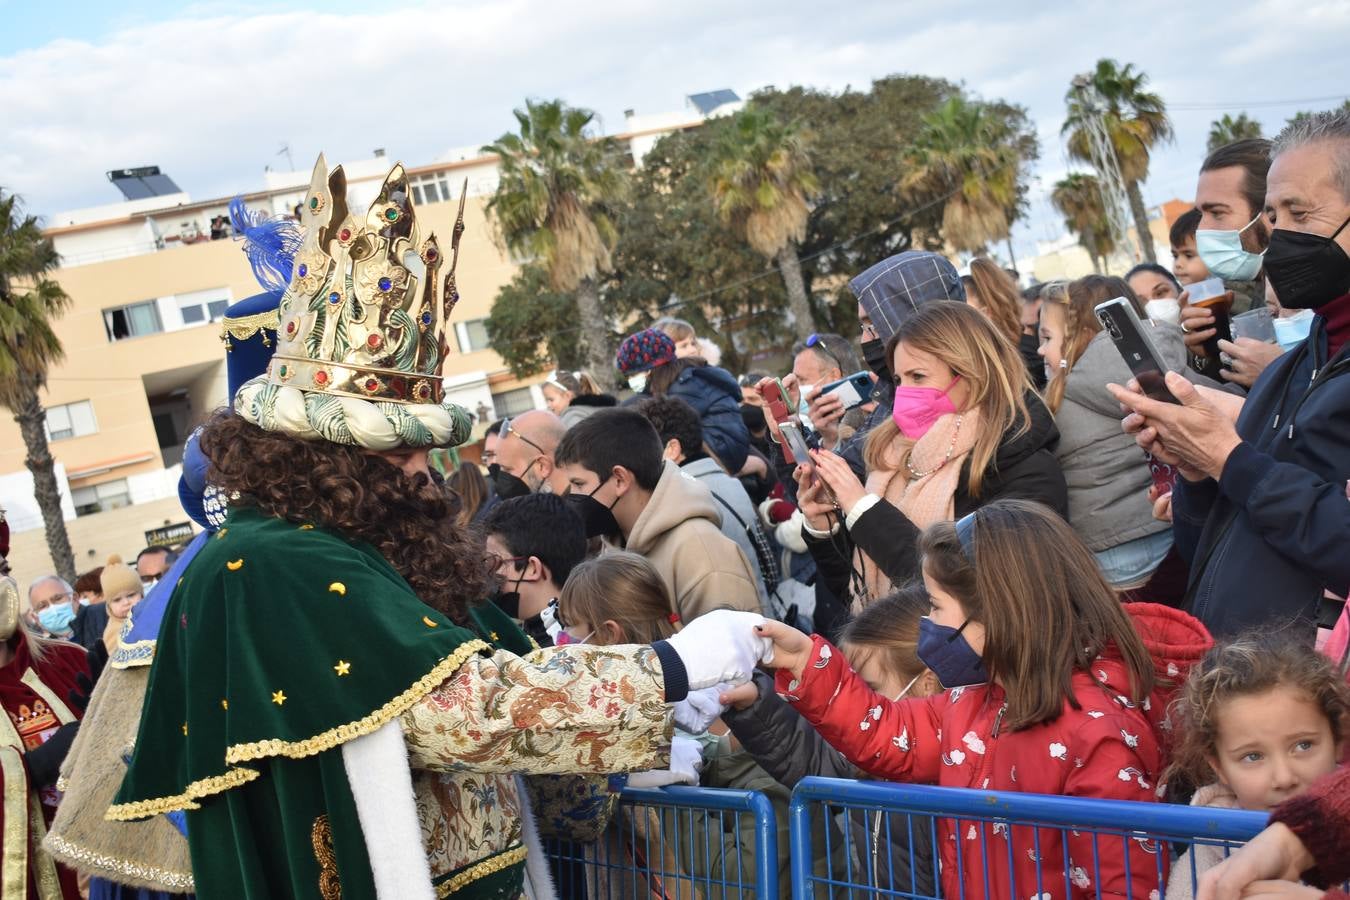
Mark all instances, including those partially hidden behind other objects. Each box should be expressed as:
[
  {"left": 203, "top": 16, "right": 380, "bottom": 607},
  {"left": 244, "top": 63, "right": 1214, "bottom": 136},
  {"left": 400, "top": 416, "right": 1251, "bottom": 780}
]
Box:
[
  {"left": 1094, "top": 297, "right": 1180, "bottom": 405},
  {"left": 819, "top": 371, "right": 874, "bottom": 412}
]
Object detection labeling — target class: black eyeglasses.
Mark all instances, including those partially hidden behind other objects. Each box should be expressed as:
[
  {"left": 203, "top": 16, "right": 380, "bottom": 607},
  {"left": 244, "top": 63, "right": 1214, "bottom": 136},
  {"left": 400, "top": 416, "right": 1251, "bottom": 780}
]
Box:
[{"left": 501, "top": 417, "right": 547, "bottom": 455}]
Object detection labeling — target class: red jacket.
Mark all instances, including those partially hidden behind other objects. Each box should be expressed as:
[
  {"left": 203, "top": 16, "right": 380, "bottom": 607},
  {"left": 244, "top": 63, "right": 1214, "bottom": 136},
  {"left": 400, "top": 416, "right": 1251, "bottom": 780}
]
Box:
[{"left": 778, "top": 603, "right": 1211, "bottom": 900}]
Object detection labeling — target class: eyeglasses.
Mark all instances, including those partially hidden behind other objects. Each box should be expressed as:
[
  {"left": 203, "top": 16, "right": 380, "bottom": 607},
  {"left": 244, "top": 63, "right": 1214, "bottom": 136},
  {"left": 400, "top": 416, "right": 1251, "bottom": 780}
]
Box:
[{"left": 501, "top": 417, "right": 547, "bottom": 456}]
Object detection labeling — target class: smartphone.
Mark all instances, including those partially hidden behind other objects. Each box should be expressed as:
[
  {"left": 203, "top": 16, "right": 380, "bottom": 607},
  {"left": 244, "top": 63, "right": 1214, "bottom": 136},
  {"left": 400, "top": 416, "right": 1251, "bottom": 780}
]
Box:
[
  {"left": 819, "top": 371, "right": 874, "bottom": 411},
  {"left": 780, "top": 421, "right": 837, "bottom": 504},
  {"left": 1094, "top": 297, "right": 1180, "bottom": 405},
  {"left": 762, "top": 378, "right": 794, "bottom": 426}
]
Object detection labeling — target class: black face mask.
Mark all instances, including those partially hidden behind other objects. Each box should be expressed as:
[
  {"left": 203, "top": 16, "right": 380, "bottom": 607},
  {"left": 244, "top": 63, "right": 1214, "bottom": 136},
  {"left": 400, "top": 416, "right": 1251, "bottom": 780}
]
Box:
[
  {"left": 861, "top": 338, "right": 889, "bottom": 378},
  {"left": 489, "top": 462, "right": 535, "bottom": 501},
  {"left": 1018, "top": 332, "right": 1047, "bottom": 390},
  {"left": 1263, "top": 214, "right": 1350, "bottom": 310},
  {"left": 566, "top": 476, "right": 621, "bottom": 539}
]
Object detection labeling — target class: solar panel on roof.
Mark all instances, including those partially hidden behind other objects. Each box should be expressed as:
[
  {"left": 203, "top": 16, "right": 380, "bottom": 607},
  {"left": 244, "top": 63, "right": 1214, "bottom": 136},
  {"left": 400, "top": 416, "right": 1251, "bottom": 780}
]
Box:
[
  {"left": 106, "top": 166, "right": 183, "bottom": 201},
  {"left": 688, "top": 89, "right": 740, "bottom": 114}
]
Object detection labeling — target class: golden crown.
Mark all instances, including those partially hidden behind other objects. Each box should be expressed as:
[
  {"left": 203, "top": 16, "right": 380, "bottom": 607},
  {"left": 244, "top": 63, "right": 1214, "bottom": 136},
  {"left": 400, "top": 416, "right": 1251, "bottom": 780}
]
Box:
[{"left": 267, "top": 155, "right": 466, "bottom": 405}]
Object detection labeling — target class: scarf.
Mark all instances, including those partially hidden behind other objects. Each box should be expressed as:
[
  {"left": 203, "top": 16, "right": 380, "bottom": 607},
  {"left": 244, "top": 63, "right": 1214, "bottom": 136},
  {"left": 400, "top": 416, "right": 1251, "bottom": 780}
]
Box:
[{"left": 857, "top": 409, "right": 981, "bottom": 602}]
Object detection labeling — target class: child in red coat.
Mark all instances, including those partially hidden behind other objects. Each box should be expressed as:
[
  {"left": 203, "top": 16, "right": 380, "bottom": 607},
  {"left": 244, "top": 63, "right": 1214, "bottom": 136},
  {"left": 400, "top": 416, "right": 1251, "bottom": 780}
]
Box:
[{"left": 755, "top": 499, "right": 1213, "bottom": 900}]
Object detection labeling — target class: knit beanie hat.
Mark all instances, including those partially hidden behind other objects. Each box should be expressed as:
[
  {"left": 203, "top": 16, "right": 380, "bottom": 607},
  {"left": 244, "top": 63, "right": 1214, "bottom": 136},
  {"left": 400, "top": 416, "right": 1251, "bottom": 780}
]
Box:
[
  {"left": 615, "top": 329, "right": 676, "bottom": 376},
  {"left": 100, "top": 554, "right": 142, "bottom": 599}
]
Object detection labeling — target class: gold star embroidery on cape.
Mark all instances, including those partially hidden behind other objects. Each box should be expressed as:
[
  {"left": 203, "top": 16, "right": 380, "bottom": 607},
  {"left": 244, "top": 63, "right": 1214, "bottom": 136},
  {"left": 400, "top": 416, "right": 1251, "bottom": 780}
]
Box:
[
  {"left": 328, "top": 582, "right": 346, "bottom": 596},
  {"left": 334, "top": 660, "right": 351, "bottom": 676},
  {"left": 271, "top": 690, "right": 287, "bottom": 706},
  {"left": 226, "top": 559, "right": 244, "bottom": 571},
  {"left": 182, "top": 723, "right": 188, "bottom": 736},
  {"left": 490, "top": 631, "right": 499, "bottom": 641},
  {"left": 221, "top": 699, "right": 229, "bottom": 710}
]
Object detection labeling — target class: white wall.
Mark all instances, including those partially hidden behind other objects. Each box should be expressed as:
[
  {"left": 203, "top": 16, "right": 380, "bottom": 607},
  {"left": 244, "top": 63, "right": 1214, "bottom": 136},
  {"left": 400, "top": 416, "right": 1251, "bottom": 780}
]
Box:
[{"left": 0, "top": 464, "right": 75, "bottom": 533}]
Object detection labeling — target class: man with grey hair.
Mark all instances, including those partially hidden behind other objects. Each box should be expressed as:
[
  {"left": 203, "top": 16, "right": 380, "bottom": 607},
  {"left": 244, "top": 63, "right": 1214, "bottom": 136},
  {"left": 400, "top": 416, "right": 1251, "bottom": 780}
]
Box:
[
  {"left": 1111, "top": 107, "right": 1350, "bottom": 639},
  {"left": 27, "top": 575, "right": 77, "bottom": 639}
]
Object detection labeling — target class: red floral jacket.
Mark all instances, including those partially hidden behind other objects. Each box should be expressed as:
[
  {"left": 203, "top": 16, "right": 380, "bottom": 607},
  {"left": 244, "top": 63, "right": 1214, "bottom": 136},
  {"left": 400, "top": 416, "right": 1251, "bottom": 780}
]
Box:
[{"left": 778, "top": 603, "right": 1211, "bottom": 900}]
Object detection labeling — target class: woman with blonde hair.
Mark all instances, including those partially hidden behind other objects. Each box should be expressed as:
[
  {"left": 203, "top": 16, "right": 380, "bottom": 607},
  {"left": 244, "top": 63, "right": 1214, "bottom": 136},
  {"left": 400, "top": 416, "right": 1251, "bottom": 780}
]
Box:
[
  {"left": 1038, "top": 275, "right": 1188, "bottom": 587},
  {"left": 541, "top": 368, "right": 617, "bottom": 428},
  {"left": 801, "top": 301, "right": 1066, "bottom": 602}
]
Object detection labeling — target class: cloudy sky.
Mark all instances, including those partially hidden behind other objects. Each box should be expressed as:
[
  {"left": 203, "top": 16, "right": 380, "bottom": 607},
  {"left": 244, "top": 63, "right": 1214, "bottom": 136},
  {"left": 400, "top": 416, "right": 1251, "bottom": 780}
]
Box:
[{"left": 2, "top": 0, "right": 1347, "bottom": 261}]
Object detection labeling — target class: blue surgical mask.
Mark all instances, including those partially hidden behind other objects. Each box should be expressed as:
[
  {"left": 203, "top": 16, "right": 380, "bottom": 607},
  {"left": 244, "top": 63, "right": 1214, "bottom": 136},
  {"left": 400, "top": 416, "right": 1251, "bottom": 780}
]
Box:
[
  {"left": 916, "top": 616, "right": 988, "bottom": 689},
  {"left": 38, "top": 603, "right": 76, "bottom": 635},
  {"left": 1272, "top": 309, "right": 1314, "bottom": 352},
  {"left": 1196, "top": 212, "right": 1266, "bottom": 282}
]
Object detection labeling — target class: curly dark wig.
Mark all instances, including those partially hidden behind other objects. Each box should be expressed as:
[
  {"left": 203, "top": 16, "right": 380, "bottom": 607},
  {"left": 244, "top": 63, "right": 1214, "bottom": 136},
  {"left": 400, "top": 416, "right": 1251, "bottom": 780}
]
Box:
[{"left": 198, "top": 412, "right": 491, "bottom": 624}]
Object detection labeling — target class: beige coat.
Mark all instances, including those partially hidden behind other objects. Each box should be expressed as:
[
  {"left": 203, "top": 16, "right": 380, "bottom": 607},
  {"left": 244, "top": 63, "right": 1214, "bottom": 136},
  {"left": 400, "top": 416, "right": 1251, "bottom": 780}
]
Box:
[
  {"left": 45, "top": 665, "right": 195, "bottom": 892},
  {"left": 1165, "top": 783, "right": 1241, "bottom": 900},
  {"left": 625, "top": 461, "right": 763, "bottom": 623}
]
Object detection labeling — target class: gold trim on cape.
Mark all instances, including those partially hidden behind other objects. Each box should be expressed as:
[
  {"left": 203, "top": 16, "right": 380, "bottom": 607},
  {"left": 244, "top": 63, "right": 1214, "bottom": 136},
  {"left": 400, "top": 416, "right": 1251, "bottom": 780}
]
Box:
[
  {"left": 225, "top": 639, "right": 488, "bottom": 764},
  {"left": 20, "top": 668, "right": 76, "bottom": 726},
  {"left": 107, "top": 640, "right": 488, "bottom": 820},
  {"left": 41, "top": 834, "right": 195, "bottom": 892},
  {"left": 435, "top": 843, "right": 527, "bottom": 898},
  {"left": 104, "top": 766, "right": 260, "bottom": 821},
  {"left": 1, "top": 748, "right": 30, "bottom": 900}
]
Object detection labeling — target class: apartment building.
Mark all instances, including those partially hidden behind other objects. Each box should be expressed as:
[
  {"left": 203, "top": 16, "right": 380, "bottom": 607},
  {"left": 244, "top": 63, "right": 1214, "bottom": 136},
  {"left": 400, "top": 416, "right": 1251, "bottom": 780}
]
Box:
[{"left": 1, "top": 91, "right": 745, "bottom": 584}]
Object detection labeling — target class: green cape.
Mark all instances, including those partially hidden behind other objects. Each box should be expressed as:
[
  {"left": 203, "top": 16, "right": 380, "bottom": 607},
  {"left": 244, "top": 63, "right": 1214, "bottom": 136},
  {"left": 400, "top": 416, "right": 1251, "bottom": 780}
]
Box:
[{"left": 110, "top": 507, "right": 523, "bottom": 899}]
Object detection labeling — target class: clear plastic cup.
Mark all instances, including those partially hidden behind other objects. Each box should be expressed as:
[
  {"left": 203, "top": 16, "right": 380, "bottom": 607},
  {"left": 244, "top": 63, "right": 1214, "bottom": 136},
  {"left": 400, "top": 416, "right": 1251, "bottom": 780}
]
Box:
[
  {"left": 1231, "top": 308, "right": 1276, "bottom": 343},
  {"left": 1186, "top": 277, "right": 1226, "bottom": 303}
]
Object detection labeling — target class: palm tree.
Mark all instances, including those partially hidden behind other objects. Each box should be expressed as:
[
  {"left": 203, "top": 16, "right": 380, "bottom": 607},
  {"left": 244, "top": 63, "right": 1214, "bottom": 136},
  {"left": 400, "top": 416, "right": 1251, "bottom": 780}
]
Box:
[
  {"left": 1051, "top": 173, "right": 1117, "bottom": 274},
  {"left": 1063, "top": 59, "right": 1173, "bottom": 263},
  {"left": 1208, "top": 113, "right": 1264, "bottom": 152},
  {"left": 0, "top": 190, "right": 75, "bottom": 582},
  {"left": 902, "top": 96, "right": 1027, "bottom": 255},
  {"left": 708, "top": 105, "right": 820, "bottom": 340},
  {"left": 482, "top": 99, "right": 629, "bottom": 388}
]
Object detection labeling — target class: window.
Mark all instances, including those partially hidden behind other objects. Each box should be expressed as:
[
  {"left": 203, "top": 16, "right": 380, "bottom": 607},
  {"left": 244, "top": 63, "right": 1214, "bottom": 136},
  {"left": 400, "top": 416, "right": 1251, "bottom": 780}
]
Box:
[
  {"left": 411, "top": 174, "right": 454, "bottom": 206},
  {"left": 492, "top": 388, "right": 535, "bottom": 418},
  {"left": 45, "top": 400, "right": 97, "bottom": 441},
  {"left": 71, "top": 479, "right": 131, "bottom": 517},
  {"left": 456, "top": 319, "right": 492, "bottom": 353},
  {"left": 103, "top": 301, "right": 163, "bottom": 341},
  {"left": 177, "top": 288, "right": 231, "bottom": 326}
]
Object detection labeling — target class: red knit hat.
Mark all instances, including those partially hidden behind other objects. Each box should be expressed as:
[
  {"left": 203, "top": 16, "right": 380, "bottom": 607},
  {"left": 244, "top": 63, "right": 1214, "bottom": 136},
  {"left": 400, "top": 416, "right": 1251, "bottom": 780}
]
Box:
[{"left": 615, "top": 329, "right": 676, "bottom": 376}]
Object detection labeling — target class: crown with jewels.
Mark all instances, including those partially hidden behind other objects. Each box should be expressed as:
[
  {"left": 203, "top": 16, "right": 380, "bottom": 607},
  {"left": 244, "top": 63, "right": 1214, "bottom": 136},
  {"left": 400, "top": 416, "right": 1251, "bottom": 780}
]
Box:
[{"left": 235, "top": 155, "right": 472, "bottom": 450}]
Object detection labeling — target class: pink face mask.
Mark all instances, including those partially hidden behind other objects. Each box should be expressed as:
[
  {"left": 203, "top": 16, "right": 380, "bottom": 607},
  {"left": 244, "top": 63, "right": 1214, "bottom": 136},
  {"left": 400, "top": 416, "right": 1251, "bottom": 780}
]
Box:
[{"left": 891, "top": 376, "right": 961, "bottom": 439}]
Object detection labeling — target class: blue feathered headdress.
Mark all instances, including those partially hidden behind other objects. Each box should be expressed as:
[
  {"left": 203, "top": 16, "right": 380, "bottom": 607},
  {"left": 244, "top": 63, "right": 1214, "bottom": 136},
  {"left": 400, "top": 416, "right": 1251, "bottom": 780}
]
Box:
[{"left": 229, "top": 196, "right": 302, "bottom": 293}]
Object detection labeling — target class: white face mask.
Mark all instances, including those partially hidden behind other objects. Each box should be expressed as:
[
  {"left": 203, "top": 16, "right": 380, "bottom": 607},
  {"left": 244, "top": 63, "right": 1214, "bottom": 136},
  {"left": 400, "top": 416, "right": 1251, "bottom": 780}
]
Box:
[
  {"left": 1145, "top": 299, "right": 1181, "bottom": 325},
  {"left": 627, "top": 372, "right": 649, "bottom": 394}
]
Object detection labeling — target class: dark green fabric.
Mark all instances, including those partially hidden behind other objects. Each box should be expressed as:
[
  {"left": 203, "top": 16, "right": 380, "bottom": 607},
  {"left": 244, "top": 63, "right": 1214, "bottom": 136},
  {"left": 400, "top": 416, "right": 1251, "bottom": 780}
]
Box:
[
  {"left": 115, "top": 506, "right": 485, "bottom": 899},
  {"left": 467, "top": 601, "right": 534, "bottom": 658}
]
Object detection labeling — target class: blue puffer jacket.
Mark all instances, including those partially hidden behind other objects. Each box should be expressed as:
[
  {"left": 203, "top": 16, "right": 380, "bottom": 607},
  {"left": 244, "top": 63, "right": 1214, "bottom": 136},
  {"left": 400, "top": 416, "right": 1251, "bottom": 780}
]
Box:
[
  {"left": 1174, "top": 312, "right": 1350, "bottom": 639},
  {"left": 667, "top": 364, "right": 750, "bottom": 474}
]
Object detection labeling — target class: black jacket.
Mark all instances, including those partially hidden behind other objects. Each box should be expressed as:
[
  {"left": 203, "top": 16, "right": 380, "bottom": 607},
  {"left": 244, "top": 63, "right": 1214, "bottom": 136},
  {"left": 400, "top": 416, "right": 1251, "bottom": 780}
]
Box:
[
  {"left": 809, "top": 391, "right": 1067, "bottom": 600},
  {"left": 1173, "top": 315, "right": 1350, "bottom": 639},
  {"left": 69, "top": 602, "right": 109, "bottom": 652},
  {"left": 722, "top": 673, "right": 936, "bottom": 895}
]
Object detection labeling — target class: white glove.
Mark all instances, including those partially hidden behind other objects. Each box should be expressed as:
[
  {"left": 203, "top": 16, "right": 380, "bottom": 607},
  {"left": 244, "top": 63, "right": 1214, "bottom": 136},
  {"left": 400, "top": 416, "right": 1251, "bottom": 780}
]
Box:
[
  {"left": 670, "top": 684, "right": 730, "bottom": 733},
  {"left": 663, "top": 609, "right": 773, "bottom": 690},
  {"left": 626, "top": 735, "right": 704, "bottom": 788}
]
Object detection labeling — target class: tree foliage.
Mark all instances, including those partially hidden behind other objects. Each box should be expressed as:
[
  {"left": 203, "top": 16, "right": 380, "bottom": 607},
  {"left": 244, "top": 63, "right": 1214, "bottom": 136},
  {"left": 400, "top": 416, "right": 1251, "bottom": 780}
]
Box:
[
  {"left": 486, "top": 77, "right": 1039, "bottom": 376},
  {"left": 1051, "top": 173, "right": 1116, "bottom": 272},
  {"left": 1208, "top": 113, "right": 1264, "bottom": 152}
]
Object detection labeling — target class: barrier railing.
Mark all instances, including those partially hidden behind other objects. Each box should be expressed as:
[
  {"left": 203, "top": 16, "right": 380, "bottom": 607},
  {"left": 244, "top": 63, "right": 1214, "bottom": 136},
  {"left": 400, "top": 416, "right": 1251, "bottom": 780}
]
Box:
[
  {"left": 787, "top": 777, "right": 1269, "bottom": 900},
  {"left": 545, "top": 784, "right": 779, "bottom": 899}
]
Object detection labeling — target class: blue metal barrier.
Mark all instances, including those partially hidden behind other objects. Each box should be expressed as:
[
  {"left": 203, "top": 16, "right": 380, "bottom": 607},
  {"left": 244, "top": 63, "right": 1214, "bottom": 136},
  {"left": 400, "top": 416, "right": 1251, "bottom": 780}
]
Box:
[
  {"left": 788, "top": 777, "right": 1269, "bottom": 900},
  {"left": 546, "top": 784, "right": 779, "bottom": 898}
]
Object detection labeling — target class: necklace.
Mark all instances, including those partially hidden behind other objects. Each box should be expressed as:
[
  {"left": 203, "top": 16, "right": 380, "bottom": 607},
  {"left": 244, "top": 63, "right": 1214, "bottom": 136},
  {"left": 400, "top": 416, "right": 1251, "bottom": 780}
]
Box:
[{"left": 905, "top": 414, "right": 965, "bottom": 481}]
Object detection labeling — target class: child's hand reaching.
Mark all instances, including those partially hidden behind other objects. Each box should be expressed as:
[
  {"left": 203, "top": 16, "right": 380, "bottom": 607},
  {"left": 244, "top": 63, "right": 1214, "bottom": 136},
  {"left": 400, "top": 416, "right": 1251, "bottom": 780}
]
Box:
[{"left": 753, "top": 619, "right": 814, "bottom": 679}]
